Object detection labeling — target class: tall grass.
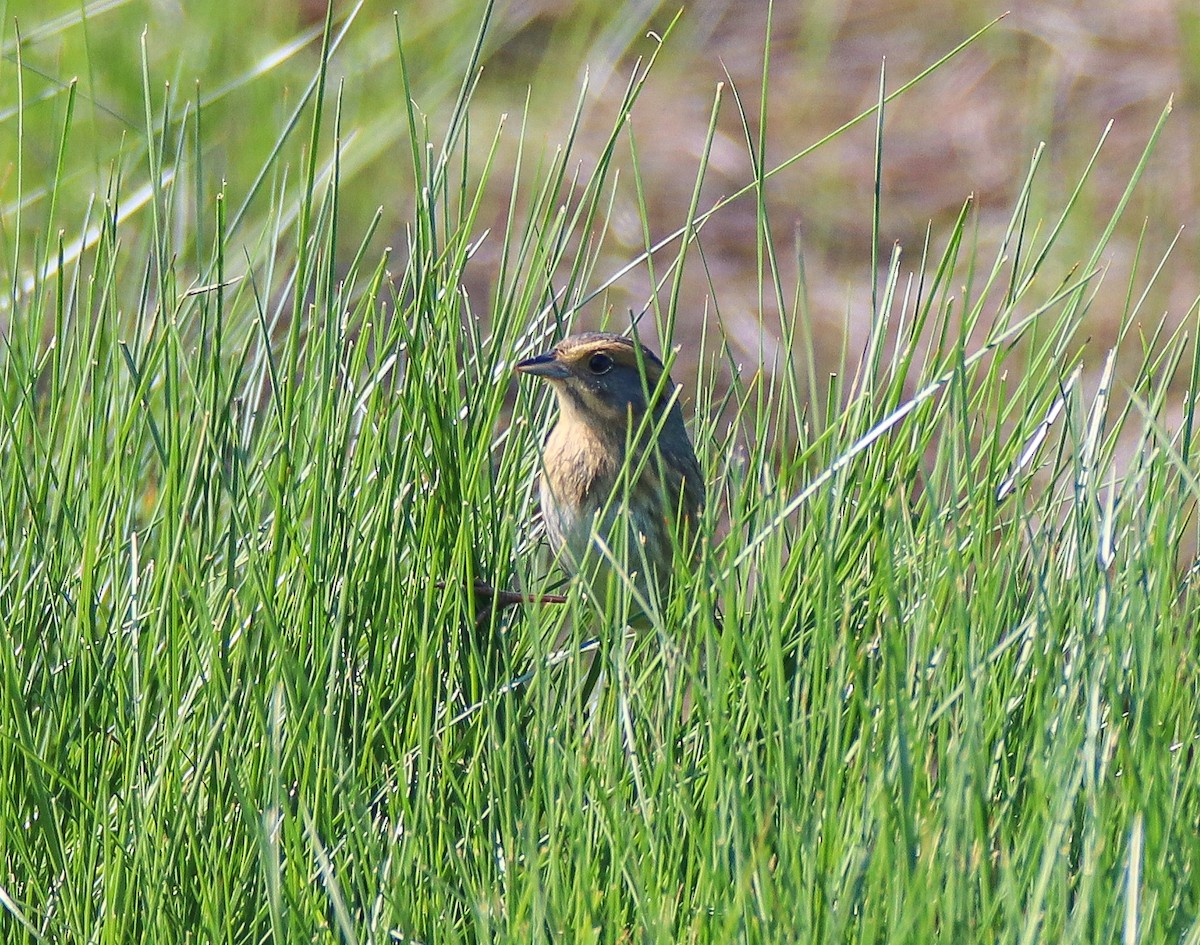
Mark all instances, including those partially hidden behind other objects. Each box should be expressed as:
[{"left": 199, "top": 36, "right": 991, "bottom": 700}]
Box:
[{"left": 1, "top": 3, "right": 1198, "bottom": 943}]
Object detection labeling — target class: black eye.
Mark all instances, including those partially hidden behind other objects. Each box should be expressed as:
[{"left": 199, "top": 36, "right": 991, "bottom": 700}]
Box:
[{"left": 587, "top": 353, "right": 613, "bottom": 375}]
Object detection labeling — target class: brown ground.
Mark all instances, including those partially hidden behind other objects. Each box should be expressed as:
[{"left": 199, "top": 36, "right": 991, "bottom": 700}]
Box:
[{"left": 456, "top": 0, "right": 1198, "bottom": 417}]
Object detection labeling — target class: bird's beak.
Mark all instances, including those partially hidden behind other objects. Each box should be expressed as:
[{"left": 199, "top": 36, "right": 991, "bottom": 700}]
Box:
[{"left": 515, "top": 351, "right": 570, "bottom": 379}]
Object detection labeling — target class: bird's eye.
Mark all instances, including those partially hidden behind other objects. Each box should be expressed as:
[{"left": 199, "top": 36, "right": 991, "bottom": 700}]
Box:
[{"left": 587, "top": 353, "right": 613, "bottom": 375}]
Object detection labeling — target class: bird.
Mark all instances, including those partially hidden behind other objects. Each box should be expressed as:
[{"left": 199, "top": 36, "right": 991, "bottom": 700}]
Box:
[{"left": 516, "top": 331, "right": 705, "bottom": 611}]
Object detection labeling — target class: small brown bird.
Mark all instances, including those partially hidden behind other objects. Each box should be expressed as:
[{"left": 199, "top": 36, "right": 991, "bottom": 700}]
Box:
[{"left": 516, "top": 332, "right": 705, "bottom": 607}]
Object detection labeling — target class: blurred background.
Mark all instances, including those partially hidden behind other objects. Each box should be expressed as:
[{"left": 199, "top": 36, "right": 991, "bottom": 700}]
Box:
[{"left": 4, "top": 0, "right": 1198, "bottom": 405}]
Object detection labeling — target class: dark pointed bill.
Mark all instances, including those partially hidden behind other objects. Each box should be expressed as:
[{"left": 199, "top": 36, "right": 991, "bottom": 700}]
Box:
[{"left": 515, "top": 351, "right": 570, "bottom": 379}]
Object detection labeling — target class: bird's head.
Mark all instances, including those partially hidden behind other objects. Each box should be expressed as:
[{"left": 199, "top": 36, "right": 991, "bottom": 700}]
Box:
[{"left": 515, "top": 332, "right": 678, "bottom": 427}]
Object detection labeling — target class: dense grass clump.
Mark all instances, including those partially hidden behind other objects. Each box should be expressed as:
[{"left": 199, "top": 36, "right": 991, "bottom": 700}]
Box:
[{"left": 1, "top": 4, "right": 1198, "bottom": 943}]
